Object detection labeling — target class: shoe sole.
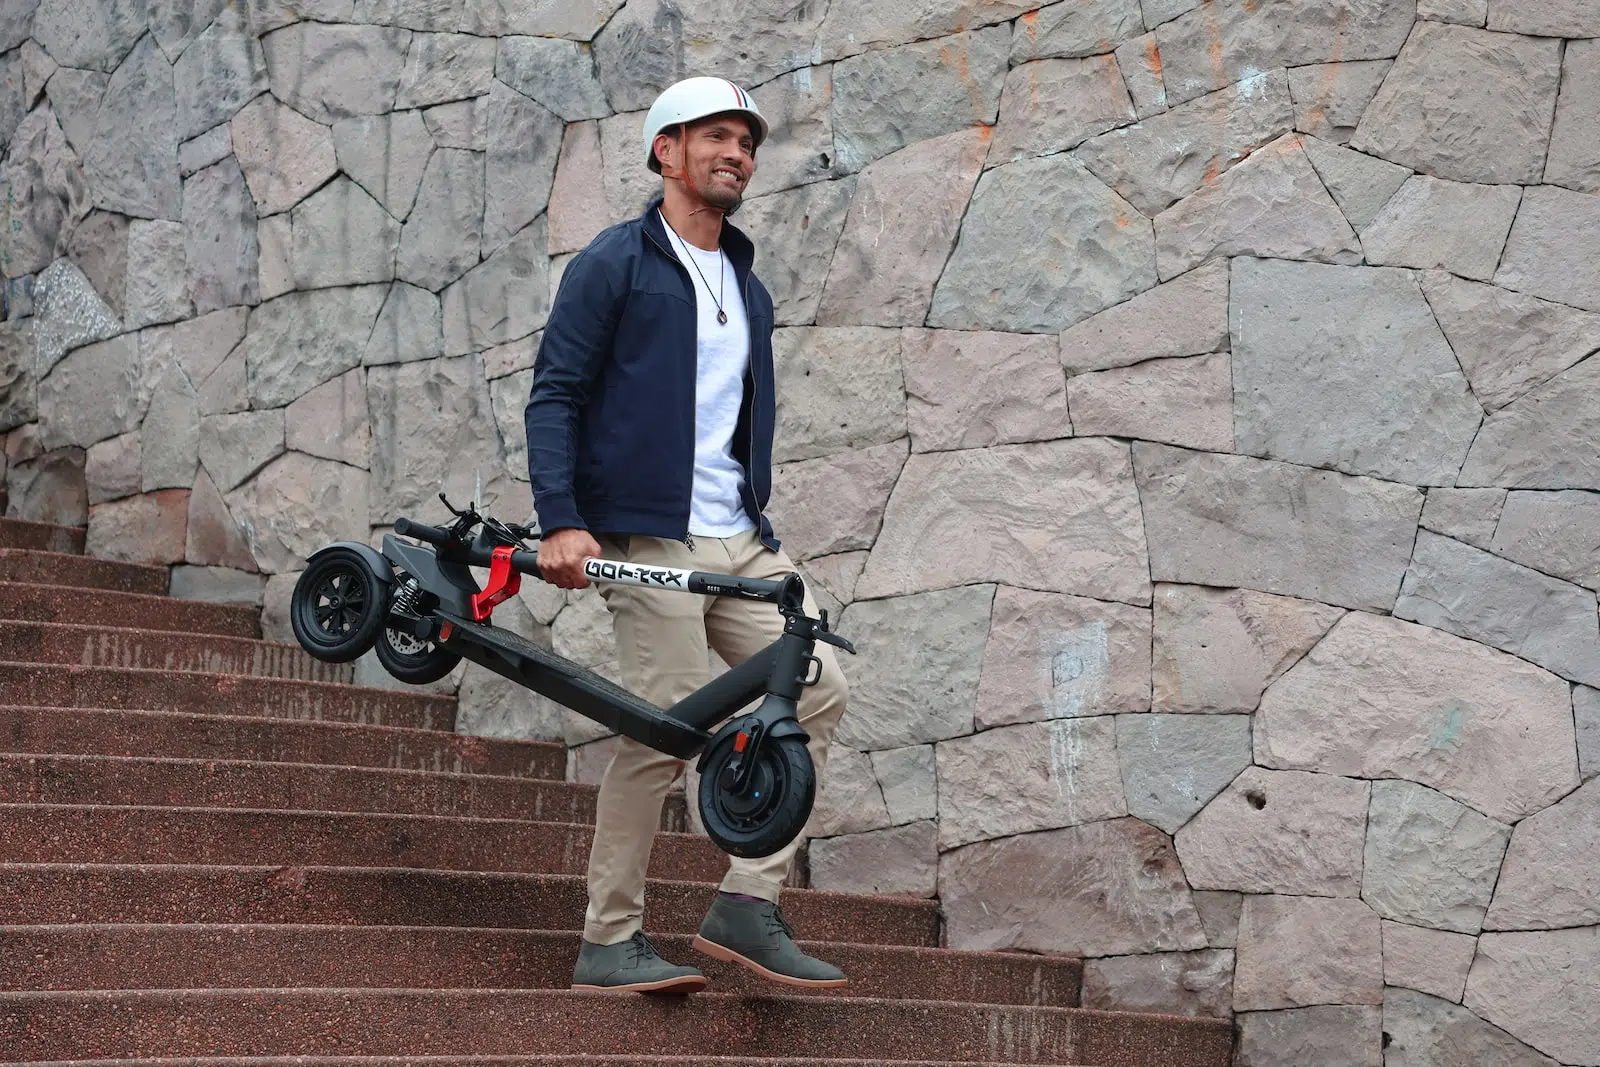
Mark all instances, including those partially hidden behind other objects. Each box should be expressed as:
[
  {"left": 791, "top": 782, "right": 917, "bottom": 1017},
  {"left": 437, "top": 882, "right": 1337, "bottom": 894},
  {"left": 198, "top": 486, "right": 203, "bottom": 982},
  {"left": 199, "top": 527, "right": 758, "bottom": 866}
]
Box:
[
  {"left": 571, "top": 975, "right": 709, "bottom": 994},
  {"left": 690, "top": 934, "right": 850, "bottom": 989}
]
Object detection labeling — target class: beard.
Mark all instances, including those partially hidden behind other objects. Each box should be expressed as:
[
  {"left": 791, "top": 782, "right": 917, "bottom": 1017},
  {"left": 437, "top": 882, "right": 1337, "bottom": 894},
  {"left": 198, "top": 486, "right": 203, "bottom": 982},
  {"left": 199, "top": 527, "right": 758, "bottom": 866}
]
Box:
[{"left": 695, "top": 168, "right": 745, "bottom": 215}]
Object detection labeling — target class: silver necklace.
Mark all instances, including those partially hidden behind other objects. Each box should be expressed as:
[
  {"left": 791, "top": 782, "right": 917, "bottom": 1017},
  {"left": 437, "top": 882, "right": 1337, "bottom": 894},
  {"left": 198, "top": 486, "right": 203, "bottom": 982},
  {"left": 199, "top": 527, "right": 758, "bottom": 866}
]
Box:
[{"left": 662, "top": 213, "right": 728, "bottom": 325}]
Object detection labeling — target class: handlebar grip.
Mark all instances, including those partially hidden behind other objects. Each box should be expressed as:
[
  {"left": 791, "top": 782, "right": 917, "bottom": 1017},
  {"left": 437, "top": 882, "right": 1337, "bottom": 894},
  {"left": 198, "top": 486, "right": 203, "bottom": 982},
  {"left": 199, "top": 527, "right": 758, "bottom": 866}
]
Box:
[
  {"left": 394, "top": 517, "right": 452, "bottom": 546},
  {"left": 510, "top": 549, "right": 543, "bottom": 580}
]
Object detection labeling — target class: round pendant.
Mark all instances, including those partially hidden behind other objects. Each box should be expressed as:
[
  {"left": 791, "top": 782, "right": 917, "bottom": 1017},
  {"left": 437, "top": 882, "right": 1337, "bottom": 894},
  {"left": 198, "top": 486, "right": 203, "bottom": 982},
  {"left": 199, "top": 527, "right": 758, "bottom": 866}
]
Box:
[{"left": 717, "top": 309, "right": 728, "bottom": 324}]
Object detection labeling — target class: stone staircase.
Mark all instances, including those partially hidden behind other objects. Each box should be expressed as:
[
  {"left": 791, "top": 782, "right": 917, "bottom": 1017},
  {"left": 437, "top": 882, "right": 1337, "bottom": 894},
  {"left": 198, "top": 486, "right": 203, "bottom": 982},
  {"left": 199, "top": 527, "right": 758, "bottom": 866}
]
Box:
[{"left": 0, "top": 512, "right": 1235, "bottom": 1066}]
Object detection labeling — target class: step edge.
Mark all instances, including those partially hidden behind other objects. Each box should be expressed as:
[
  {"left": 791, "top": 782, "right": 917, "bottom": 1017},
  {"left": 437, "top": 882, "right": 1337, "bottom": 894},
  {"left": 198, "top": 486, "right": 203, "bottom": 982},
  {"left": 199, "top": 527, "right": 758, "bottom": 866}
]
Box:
[
  {"left": 0, "top": 752, "right": 596, "bottom": 790},
  {"left": 0, "top": 660, "right": 456, "bottom": 706}
]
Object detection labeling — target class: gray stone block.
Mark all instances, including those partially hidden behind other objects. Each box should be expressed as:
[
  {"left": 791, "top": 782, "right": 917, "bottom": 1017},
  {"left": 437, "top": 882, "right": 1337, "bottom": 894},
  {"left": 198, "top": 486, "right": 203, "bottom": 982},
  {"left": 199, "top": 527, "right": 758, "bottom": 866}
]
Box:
[
  {"left": 832, "top": 584, "right": 993, "bottom": 751},
  {"left": 1154, "top": 133, "right": 1361, "bottom": 281},
  {"left": 1133, "top": 442, "right": 1424, "bottom": 613},
  {"left": 1231, "top": 258, "right": 1482, "bottom": 486},
  {"left": 1363, "top": 779, "right": 1512, "bottom": 933},
  {"left": 1076, "top": 69, "right": 1293, "bottom": 216},
  {"left": 171, "top": 4, "right": 268, "bottom": 143},
  {"left": 975, "top": 588, "right": 1151, "bottom": 728},
  {"left": 1545, "top": 39, "right": 1600, "bottom": 193},
  {"left": 767, "top": 440, "right": 907, "bottom": 562},
  {"left": 1300, "top": 135, "right": 1412, "bottom": 230},
  {"left": 831, "top": 26, "right": 1008, "bottom": 173},
  {"left": 939, "top": 816, "right": 1208, "bottom": 956},
  {"left": 1013, "top": 0, "right": 1146, "bottom": 62},
  {"left": 1393, "top": 987, "right": 1562, "bottom": 1067},
  {"left": 1352, "top": 22, "right": 1561, "bottom": 185},
  {"left": 1256, "top": 612, "right": 1578, "bottom": 824},
  {"left": 770, "top": 327, "right": 904, "bottom": 464},
  {"left": 990, "top": 55, "right": 1135, "bottom": 166},
  {"left": 1287, "top": 59, "right": 1393, "bottom": 145},
  {"left": 930, "top": 154, "right": 1156, "bottom": 333},
  {"left": 1360, "top": 175, "right": 1522, "bottom": 281},
  {"left": 1236, "top": 1005, "right": 1382, "bottom": 1067},
  {"left": 1116, "top": 714, "right": 1252, "bottom": 835},
  {"left": 857, "top": 439, "right": 1151, "bottom": 606},
  {"left": 1175, "top": 766, "right": 1370, "bottom": 896},
  {"left": 1396, "top": 530, "right": 1600, "bottom": 686},
  {"left": 1082, "top": 949, "right": 1234, "bottom": 1019},
  {"left": 83, "top": 36, "right": 182, "bottom": 221},
  {"left": 1382, "top": 921, "right": 1478, "bottom": 1003},
  {"left": 495, "top": 35, "right": 610, "bottom": 121},
  {"left": 1234, "top": 894, "right": 1383, "bottom": 1011}
]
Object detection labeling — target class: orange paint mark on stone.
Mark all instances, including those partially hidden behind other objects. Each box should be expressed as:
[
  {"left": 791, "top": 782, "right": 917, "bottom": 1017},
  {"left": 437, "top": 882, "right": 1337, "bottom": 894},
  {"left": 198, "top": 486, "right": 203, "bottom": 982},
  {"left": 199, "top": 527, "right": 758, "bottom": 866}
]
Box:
[
  {"left": 1020, "top": 8, "right": 1039, "bottom": 41},
  {"left": 1144, "top": 38, "right": 1163, "bottom": 77},
  {"left": 1202, "top": 159, "right": 1222, "bottom": 184}
]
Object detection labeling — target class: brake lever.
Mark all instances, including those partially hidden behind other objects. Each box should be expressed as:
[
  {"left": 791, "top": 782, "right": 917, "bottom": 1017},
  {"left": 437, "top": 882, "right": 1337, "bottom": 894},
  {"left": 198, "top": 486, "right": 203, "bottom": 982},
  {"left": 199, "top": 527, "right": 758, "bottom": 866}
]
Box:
[{"left": 816, "top": 630, "right": 856, "bottom": 655}]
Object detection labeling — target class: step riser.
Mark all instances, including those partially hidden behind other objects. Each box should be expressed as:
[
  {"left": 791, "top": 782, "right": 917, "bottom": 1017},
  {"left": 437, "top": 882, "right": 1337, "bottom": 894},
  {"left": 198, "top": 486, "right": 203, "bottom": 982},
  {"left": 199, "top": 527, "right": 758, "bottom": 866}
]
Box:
[
  {"left": 0, "top": 755, "right": 688, "bottom": 830},
  {"left": 0, "top": 927, "right": 1081, "bottom": 1007},
  {"left": 0, "top": 550, "right": 168, "bottom": 595},
  {"left": 0, "top": 581, "right": 260, "bottom": 637},
  {"left": 0, "top": 866, "right": 941, "bottom": 947},
  {"left": 0, "top": 665, "right": 454, "bottom": 730},
  {"left": 0, "top": 990, "right": 1234, "bottom": 1065},
  {"left": 0, "top": 518, "right": 85, "bottom": 554},
  {"left": 0, "top": 621, "right": 353, "bottom": 683},
  {"left": 0, "top": 707, "right": 564, "bottom": 779},
  {"left": 0, "top": 806, "right": 725, "bottom": 882}
]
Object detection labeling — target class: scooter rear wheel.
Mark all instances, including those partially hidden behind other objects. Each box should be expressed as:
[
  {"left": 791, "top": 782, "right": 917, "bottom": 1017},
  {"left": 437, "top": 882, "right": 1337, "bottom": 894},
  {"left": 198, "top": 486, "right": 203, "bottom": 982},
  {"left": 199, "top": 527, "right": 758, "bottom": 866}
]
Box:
[
  {"left": 698, "top": 731, "right": 815, "bottom": 859},
  {"left": 290, "top": 548, "right": 388, "bottom": 663},
  {"left": 373, "top": 623, "right": 461, "bottom": 684}
]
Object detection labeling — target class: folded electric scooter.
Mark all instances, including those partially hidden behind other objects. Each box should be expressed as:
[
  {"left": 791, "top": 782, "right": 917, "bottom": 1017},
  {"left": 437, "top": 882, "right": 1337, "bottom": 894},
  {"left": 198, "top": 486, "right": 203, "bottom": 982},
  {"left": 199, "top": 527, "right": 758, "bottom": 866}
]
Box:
[{"left": 287, "top": 493, "right": 854, "bottom": 859}]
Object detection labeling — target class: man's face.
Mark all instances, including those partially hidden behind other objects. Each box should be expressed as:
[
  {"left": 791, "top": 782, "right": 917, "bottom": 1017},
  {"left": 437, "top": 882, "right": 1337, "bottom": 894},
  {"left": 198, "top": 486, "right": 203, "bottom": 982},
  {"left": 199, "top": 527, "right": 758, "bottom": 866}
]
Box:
[{"left": 658, "top": 115, "right": 756, "bottom": 210}]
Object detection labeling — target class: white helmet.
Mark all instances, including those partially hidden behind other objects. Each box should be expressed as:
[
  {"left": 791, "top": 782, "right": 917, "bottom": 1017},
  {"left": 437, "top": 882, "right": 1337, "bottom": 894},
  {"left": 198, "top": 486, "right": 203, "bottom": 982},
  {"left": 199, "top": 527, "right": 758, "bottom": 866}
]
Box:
[{"left": 642, "top": 76, "right": 768, "bottom": 174}]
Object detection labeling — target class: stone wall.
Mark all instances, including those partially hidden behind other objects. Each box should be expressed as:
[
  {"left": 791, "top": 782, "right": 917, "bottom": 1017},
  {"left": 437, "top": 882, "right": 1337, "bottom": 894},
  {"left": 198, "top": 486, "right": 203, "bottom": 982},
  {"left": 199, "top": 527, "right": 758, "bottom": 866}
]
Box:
[{"left": 4, "top": 0, "right": 1600, "bottom": 1062}]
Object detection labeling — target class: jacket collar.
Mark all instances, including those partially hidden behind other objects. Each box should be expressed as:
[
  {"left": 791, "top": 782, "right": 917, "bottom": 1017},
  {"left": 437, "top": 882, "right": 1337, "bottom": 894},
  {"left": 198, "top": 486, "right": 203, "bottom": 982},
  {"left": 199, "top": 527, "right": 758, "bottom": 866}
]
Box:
[{"left": 641, "top": 196, "right": 756, "bottom": 278}]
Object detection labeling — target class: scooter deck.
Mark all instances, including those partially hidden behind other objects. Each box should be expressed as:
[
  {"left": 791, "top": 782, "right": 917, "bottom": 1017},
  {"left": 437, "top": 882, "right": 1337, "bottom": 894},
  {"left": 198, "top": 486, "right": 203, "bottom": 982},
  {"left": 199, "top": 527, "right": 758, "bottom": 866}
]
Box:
[{"left": 435, "top": 611, "right": 710, "bottom": 759}]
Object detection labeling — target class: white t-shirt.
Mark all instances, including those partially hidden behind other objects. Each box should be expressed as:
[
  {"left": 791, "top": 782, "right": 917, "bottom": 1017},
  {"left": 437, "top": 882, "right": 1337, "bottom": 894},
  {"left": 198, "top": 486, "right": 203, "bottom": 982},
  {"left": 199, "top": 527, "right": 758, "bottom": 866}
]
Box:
[{"left": 661, "top": 213, "right": 756, "bottom": 538}]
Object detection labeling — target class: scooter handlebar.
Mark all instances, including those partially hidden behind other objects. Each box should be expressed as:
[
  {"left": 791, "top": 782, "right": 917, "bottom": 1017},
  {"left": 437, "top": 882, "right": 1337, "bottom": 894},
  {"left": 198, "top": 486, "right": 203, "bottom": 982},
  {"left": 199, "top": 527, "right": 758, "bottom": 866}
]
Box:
[{"left": 394, "top": 517, "right": 453, "bottom": 546}]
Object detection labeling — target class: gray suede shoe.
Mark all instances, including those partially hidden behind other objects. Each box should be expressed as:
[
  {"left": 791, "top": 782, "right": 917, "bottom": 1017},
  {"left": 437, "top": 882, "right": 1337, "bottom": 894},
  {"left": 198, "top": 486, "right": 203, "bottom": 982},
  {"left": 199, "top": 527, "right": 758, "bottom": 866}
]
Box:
[
  {"left": 571, "top": 931, "right": 707, "bottom": 993},
  {"left": 692, "top": 893, "right": 848, "bottom": 988}
]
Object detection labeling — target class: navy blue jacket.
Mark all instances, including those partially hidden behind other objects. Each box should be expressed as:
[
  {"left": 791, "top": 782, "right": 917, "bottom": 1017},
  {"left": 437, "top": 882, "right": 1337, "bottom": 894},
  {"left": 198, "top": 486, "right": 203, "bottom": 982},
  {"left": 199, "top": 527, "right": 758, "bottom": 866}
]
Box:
[{"left": 523, "top": 198, "right": 780, "bottom": 550}]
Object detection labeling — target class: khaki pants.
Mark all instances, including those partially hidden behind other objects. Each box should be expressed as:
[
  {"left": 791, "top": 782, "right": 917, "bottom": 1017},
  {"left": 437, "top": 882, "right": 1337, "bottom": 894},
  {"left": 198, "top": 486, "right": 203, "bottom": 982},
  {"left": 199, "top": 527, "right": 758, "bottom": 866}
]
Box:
[{"left": 582, "top": 527, "right": 849, "bottom": 945}]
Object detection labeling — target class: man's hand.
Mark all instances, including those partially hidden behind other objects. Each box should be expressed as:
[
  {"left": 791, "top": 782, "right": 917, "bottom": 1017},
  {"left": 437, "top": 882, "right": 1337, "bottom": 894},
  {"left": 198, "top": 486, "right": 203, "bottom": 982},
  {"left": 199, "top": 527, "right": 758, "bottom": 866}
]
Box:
[{"left": 539, "top": 527, "right": 602, "bottom": 589}]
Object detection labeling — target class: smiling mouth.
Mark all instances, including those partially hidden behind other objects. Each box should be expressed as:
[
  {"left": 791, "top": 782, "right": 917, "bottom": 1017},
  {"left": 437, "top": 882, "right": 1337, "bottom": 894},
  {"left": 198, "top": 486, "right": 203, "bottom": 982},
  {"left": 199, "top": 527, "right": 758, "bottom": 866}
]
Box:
[{"left": 712, "top": 168, "right": 744, "bottom": 183}]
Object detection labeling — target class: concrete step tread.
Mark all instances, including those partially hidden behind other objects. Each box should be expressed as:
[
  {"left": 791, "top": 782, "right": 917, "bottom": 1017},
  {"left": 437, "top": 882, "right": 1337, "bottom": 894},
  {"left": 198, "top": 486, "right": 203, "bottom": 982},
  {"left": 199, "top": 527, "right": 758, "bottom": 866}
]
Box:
[
  {"left": 0, "top": 516, "right": 86, "bottom": 554},
  {"left": 0, "top": 549, "right": 169, "bottom": 595},
  {"left": 0, "top": 663, "right": 455, "bottom": 731},
  {"left": 0, "top": 620, "right": 355, "bottom": 683},
  {"left": 0, "top": 988, "right": 1235, "bottom": 1065},
  {"left": 0, "top": 865, "right": 941, "bottom": 947},
  {"left": 0, "top": 802, "right": 726, "bottom": 881},
  {"left": 0, "top": 706, "right": 564, "bottom": 779},
  {"left": 0, "top": 580, "right": 259, "bottom": 637},
  {"left": 0, "top": 753, "right": 686, "bottom": 829},
  {"left": 0, "top": 924, "right": 1083, "bottom": 1007}
]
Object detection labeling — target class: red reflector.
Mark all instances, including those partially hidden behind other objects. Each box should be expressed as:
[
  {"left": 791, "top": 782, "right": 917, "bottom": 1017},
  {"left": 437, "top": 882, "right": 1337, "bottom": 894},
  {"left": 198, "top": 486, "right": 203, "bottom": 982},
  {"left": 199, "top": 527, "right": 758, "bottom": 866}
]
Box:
[
  {"left": 439, "top": 622, "right": 453, "bottom": 641},
  {"left": 734, "top": 732, "right": 748, "bottom": 753}
]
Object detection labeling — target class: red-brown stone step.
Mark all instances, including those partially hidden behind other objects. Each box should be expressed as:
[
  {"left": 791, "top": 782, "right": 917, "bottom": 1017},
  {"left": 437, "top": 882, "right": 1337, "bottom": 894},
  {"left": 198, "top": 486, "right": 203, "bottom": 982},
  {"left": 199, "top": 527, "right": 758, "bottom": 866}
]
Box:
[
  {"left": 0, "top": 804, "right": 724, "bottom": 881},
  {"left": 0, "top": 706, "right": 563, "bottom": 778},
  {"left": 0, "top": 924, "right": 1083, "bottom": 1007},
  {"left": 0, "top": 620, "right": 354, "bottom": 682},
  {"left": 0, "top": 665, "right": 453, "bottom": 729},
  {"left": 0, "top": 548, "right": 169, "bottom": 595},
  {"left": 0, "top": 754, "right": 687, "bottom": 830},
  {"left": 0, "top": 866, "right": 940, "bottom": 946},
  {"left": 0, "top": 1059, "right": 1092, "bottom": 1067},
  {"left": 0, "top": 988, "right": 1235, "bottom": 1064},
  {"left": 0, "top": 516, "right": 85, "bottom": 553},
  {"left": 0, "top": 581, "right": 260, "bottom": 637}
]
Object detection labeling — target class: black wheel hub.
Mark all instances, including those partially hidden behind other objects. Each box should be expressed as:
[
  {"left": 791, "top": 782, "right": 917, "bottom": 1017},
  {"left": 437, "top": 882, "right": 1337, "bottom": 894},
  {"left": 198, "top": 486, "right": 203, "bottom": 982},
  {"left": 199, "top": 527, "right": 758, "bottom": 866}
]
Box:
[
  {"left": 311, "top": 571, "right": 367, "bottom": 638},
  {"left": 712, "top": 750, "right": 783, "bottom": 828}
]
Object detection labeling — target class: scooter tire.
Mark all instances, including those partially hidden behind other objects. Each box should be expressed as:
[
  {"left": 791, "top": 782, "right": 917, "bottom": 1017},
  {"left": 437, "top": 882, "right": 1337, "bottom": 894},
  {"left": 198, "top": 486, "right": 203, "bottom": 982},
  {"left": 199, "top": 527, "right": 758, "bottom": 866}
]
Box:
[
  {"left": 290, "top": 548, "right": 388, "bottom": 663},
  {"left": 698, "top": 731, "right": 815, "bottom": 859},
  {"left": 373, "top": 623, "right": 462, "bottom": 684}
]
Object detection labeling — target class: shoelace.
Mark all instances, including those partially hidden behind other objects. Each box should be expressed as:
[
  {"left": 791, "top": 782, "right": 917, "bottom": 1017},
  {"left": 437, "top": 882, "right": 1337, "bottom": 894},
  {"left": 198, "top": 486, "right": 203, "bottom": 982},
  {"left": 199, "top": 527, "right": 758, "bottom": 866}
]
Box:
[
  {"left": 762, "top": 903, "right": 796, "bottom": 940},
  {"left": 627, "top": 930, "right": 663, "bottom": 963}
]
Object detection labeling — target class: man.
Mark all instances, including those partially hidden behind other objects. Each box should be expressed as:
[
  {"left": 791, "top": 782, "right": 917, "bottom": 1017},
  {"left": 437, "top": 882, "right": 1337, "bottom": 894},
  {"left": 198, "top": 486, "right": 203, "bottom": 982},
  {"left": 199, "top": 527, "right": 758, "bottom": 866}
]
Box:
[{"left": 523, "top": 76, "right": 850, "bottom": 994}]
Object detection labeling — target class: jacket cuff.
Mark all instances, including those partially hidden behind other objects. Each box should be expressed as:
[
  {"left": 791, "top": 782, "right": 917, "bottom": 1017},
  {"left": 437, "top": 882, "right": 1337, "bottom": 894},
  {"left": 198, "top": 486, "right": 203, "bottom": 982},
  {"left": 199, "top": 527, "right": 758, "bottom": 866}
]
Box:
[{"left": 534, "top": 492, "right": 586, "bottom": 536}]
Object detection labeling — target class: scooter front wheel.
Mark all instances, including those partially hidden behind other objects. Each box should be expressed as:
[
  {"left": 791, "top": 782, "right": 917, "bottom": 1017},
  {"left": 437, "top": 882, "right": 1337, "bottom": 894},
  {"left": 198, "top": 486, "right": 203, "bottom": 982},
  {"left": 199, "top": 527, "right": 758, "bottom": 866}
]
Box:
[
  {"left": 698, "top": 730, "right": 815, "bottom": 859},
  {"left": 290, "top": 548, "right": 388, "bottom": 663}
]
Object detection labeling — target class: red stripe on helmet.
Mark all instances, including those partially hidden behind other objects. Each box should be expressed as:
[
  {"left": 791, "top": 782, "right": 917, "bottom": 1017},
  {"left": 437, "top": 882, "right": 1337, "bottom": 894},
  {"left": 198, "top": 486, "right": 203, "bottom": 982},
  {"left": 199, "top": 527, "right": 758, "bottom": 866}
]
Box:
[{"left": 726, "top": 80, "right": 746, "bottom": 107}]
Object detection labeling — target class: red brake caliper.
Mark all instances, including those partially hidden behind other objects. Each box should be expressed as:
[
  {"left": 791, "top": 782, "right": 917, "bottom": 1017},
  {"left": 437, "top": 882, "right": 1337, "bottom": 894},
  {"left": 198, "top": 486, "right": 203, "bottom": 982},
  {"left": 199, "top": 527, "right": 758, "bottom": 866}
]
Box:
[{"left": 469, "top": 545, "right": 522, "bottom": 622}]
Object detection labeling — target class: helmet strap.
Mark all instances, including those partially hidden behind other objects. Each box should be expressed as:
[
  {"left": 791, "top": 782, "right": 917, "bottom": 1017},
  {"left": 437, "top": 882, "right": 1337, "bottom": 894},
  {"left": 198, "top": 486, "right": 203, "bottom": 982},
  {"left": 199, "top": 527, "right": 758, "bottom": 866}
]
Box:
[{"left": 659, "top": 124, "right": 729, "bottom": 222}]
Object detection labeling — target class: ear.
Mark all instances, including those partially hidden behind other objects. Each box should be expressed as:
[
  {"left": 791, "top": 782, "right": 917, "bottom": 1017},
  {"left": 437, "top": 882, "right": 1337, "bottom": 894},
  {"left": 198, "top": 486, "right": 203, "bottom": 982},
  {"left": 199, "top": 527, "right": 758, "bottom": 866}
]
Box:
[{"left": 653, "top": 128, "right": 682, "bottom": 173}]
